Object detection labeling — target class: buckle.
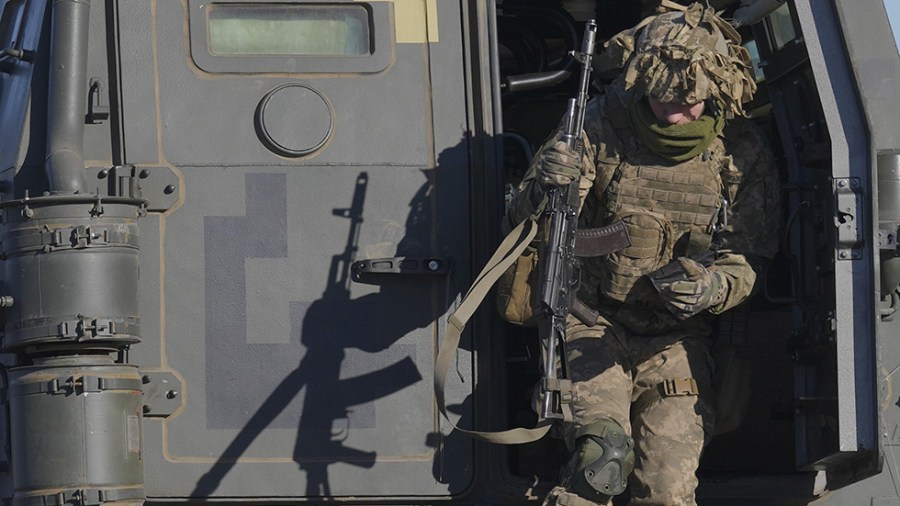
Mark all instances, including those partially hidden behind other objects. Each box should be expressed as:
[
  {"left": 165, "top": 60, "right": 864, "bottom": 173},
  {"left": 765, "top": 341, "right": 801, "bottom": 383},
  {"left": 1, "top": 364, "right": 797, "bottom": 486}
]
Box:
[{"left": 661, "top": 378, "right": 699, "bottom": 397}]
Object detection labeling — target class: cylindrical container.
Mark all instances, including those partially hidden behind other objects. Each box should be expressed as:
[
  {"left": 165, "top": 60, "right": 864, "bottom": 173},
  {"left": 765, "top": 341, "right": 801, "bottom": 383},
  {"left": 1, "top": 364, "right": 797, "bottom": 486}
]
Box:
[
  {"left": 8, "top": 355, "right": 145, "bottom": 505},
  {"left": 0, "top": 196, "right": 143, "bottom": 351}
]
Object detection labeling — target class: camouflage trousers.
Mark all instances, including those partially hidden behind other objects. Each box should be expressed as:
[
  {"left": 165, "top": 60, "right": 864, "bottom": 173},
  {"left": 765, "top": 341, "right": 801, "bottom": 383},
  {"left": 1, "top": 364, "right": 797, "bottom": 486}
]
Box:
[{"left": 544, "top": 313, "right": 715, "bottom": 506}]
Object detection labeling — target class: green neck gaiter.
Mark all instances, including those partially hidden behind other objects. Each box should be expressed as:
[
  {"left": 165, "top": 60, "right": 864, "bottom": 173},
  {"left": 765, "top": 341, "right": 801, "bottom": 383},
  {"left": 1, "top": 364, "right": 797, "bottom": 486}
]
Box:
[{"left": 628, "top": 98, "right": 725, "bottom": 162}]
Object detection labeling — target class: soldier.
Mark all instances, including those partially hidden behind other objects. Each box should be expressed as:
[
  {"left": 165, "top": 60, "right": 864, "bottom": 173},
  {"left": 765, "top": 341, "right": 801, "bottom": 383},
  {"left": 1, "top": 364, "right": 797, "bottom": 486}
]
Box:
[{"left": 504, "top": 3, "right": 781, "bottom": 505}]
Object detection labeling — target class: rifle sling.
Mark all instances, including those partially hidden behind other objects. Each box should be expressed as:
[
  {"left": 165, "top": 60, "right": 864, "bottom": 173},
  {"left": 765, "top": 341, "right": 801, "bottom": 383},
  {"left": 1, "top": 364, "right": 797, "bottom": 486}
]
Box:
[
  {"left": 436, "top": 218, "right": 553, "bottom": 444},
  {"left": 435, "top": 219, "right": 631, "bottom": 443}
]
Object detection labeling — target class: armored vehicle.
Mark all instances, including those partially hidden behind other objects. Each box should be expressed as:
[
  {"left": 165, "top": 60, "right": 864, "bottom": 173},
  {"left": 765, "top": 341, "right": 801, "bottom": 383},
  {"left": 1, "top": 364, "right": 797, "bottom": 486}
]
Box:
[{"left": 0, "top": 0, "right": 899, "bottom": 504}]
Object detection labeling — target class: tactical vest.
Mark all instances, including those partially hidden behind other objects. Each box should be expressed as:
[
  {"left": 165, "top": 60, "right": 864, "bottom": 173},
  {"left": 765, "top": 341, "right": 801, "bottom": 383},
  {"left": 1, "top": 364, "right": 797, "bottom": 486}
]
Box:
[{"left": 580, "top": 89, "right": 740, "bottom": 307}]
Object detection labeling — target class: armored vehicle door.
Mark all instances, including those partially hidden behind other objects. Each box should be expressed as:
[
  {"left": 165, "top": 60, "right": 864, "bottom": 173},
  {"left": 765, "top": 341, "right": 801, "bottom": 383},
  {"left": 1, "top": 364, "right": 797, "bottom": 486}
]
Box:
[
  {"left": 106, "top": 1, "right": 487, "bottom": 501},
  {"left": 741, "top": 0, "right": 899, "bottom": 495}
]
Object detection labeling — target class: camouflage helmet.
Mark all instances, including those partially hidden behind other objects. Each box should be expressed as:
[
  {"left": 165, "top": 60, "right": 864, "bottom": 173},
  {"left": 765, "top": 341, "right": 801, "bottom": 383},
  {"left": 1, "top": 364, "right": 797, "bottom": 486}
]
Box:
[{"left": 602, "top": 2, "right": 756, "bottom": 117}]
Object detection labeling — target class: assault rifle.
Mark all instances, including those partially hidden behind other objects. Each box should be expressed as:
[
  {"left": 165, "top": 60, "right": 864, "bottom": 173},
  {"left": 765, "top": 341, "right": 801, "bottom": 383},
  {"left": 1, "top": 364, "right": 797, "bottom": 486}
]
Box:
[
  {"left": 434, "top": 19, "right": 627, "bottom": 442},
  {"left": 537, "top": 20, "right": 598, "bottom": 421}
]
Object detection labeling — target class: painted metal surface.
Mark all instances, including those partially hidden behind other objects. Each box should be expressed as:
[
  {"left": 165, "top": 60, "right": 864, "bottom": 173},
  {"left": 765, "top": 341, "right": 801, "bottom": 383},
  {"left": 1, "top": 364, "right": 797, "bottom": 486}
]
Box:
[
  {"left": 4, "top": 0, "right": 900, "bottom": 503},
  {"left": 114, "top": 0, "right": 476, "bottom": 500}
]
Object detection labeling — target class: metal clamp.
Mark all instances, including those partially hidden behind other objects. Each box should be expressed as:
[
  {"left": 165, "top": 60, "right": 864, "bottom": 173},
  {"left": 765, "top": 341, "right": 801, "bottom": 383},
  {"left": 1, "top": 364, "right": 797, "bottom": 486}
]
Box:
[
  {"left": 660, "top": 378, "right": 699, "bottom": 397},
  {"left": 0, "top": 46, "right": 33, "bottom": 73},
  {"left": 140, "top": 371, "right": 184, "bottom": 418},
  {"left": 58, "top": 316, "right": 116, "bottom": 340}
]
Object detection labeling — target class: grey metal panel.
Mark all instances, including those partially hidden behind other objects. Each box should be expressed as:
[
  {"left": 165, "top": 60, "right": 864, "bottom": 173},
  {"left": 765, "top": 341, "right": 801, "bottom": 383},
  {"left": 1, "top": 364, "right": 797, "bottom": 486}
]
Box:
[
  {"left": 136, "top": 213, "right": 163, "bottom": 368},
  {"left": 119, "top": 0, "right": 476, "bottom": 500},
  {"left": 794, "top": 0, "right": 877, "bottom": 453},
  {"left": 139, "top": 168, "right": 467, "bottom": 499},
  {"left": 831, "top": 0, "right": 900, "bottom": 494},
  {"left": 82, "top": 0, "right": 112, "bottom": 164},
  {"left": 115, "top": 1, "right": 159, "bottom": 165},
  {"left": 153, "top": 1, "right": 432, "bottom": 168},
  {"left": 830, "top": 0, "right": 900, "bottom": 152}
]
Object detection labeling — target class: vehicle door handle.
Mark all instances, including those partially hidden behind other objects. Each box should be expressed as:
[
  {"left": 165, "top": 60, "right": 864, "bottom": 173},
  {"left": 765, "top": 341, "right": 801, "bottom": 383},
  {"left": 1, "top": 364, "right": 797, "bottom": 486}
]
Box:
[{"left": 351, "top": 256, "right": 450, "bottom": 282}]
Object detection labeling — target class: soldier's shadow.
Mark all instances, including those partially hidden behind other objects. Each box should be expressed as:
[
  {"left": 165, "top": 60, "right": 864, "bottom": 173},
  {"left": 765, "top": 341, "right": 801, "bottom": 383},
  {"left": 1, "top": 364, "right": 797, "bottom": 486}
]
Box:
[
  {"left": 191, "top": 169, "right": 441, "bottom": 497},
  {"left": 191, "top": 291, "right": 426, "bottom": 496},
  {"left": 291, "top": 290, "right": 429, "bottom": 495}
]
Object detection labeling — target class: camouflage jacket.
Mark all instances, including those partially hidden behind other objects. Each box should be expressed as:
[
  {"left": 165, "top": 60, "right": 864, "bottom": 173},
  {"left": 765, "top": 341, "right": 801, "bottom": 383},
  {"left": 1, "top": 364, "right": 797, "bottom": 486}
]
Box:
[{"left": 506, "top": 81, "right": 781, "bottom": 334}]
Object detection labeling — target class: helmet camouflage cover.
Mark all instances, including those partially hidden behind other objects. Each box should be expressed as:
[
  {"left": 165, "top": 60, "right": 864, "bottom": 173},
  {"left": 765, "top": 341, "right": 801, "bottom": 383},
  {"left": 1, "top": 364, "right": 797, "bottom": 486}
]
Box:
[{"left": 602, "top": 2, "right": 757, "bottom": 117}]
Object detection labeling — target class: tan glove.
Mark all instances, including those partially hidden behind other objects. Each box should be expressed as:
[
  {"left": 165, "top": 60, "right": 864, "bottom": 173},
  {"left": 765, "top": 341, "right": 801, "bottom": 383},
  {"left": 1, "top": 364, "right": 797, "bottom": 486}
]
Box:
[
  {"left": 647, "top": 257, "right": 726, "bottom": 320},
  {"left": 539, "top": 141, "right": 582, "bottom": 187}
]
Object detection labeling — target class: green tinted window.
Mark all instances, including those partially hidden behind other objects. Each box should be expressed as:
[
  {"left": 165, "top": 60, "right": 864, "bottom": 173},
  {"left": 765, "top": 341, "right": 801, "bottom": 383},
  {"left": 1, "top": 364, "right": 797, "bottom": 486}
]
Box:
[{"left": 207, "top": 4, "right": 370, "bottom": 56}]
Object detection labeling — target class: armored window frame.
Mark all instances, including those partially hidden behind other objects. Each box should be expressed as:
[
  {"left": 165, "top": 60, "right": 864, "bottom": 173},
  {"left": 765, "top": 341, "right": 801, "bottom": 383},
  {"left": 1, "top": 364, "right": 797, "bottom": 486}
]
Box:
[
  {"left": 764, "top": 2, "right": 799, "bottom": 52},
  {"left": 188, "top": 0, "right": 392, "bottom": 74},
  {"left": 751, "top": 2, "right": 807, "bottom": 83}
]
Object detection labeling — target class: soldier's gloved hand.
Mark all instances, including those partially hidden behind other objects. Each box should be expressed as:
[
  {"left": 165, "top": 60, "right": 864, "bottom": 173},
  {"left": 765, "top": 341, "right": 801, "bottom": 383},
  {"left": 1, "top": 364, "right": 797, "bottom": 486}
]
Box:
[
  {"left": 539, "top": 141, "right": 582, "bottom": 187},
  {"left": 646, "top": 257, "right": 726, "bottom": 320}
]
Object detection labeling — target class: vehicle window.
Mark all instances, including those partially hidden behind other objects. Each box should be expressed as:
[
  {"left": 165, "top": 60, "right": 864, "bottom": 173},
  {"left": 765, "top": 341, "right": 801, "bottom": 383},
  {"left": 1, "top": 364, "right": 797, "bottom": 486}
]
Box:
[
  {"left": 207, "top": 4, "right": 370, "bottom": 56},
  {"left": 744, "top": 39, "right": 765, "bottom": 82},
  {"left": 188, "top": 1, "right": 391, "bottom": 74},
  {"left": 766, "top": 2, "right": 796, "bottom": 51},
  {"left": 885, "top": 0, "right": 900, "bottom": 52}
]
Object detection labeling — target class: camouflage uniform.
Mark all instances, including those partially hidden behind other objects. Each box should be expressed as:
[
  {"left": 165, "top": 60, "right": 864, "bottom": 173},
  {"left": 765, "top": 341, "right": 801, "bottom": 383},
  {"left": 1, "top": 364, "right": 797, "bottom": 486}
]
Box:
[{"left": 505, "top": 4, "right": 781, "bottom": 505}]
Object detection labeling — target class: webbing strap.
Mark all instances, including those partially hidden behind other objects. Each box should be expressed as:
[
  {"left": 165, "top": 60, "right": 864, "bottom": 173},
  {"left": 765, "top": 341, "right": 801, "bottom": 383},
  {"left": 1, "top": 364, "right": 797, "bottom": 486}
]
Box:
[
  {"left": 542, "top": 377, "right": 575, "bottom": 422},
  {"left": 435, "top": 218, "right": 552, "bottom": 444},
  {"left": 661, "top": 377, "right": 699, "bottom": 397},
  {"left": 633, "top": 377, "right": 700, "bottom": 415}
]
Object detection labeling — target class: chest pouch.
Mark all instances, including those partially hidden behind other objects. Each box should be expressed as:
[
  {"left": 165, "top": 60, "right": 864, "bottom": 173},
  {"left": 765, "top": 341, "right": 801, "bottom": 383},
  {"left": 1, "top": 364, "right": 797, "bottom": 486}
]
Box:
[{"left": 600, "top": 209, "right": 675, "bottom": 303}]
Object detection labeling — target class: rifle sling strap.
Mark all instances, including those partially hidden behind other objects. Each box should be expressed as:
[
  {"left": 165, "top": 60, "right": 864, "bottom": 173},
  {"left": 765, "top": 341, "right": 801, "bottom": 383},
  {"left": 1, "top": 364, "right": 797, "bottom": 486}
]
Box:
[
  {"left": 435, "top": 215, "right": 633, "bottom": 442},
  {"left": 435, "top": 217, "right": 553, "bottom": 444}
]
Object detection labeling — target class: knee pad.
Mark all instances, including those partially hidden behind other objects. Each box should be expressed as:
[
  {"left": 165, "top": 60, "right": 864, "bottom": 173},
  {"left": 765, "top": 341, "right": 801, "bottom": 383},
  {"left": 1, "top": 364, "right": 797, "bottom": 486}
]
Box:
[{"left": 570, "top": 419, "right": 635, "bottom": 500}]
